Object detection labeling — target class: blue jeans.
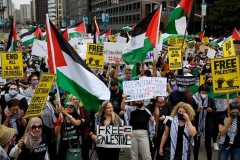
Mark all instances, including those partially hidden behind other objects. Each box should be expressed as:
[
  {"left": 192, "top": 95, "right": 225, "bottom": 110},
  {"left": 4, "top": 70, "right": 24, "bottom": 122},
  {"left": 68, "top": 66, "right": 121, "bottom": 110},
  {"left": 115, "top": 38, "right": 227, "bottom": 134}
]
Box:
[{"left": 218, "top": 146, "right": 240, "bottom": 160}]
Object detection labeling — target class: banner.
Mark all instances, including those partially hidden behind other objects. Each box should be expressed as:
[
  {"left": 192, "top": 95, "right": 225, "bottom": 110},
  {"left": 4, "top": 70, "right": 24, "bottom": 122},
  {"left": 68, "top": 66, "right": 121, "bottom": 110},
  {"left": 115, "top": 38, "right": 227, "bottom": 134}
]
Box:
[
  {"left": 86, "top": 43, "right": 104, "bottom": 69},
  {"left": 168, "top": 46, "right": 182, "bottom": 70},
  {"left": 207, "top": 47, "right": 216, "bottom": 59},
  {"left": 211, "top": 56, "right": 240, "bottom": 93},
  {"left": 24, "top": 74, "right": 56, "bottom": 118},
  {"left": 222, "top": 37, "right": 235, "bottom": 57},
  {"left": 104, "top": 42, "right": 125, "bottom": 64},
  {"left": 96, "top": 125, "right": 132, "bottom": 148},
  {"left": 176, "top": 76, "right": 196, "bottom": 87},
  {"left": 202, "top": 37, "right": 209, "bottom": 45},
  {"left": 1, "top": 52, "right": 23, "bottom": 78},
  {"left": 123, "top": 80, "right": 155, "bottom": 102},
  {"left": 139, "top": 77, "right": 167, "bottom": 96},
  {"left": 32, "top": 40, "right": 47, "bottom": 57}
]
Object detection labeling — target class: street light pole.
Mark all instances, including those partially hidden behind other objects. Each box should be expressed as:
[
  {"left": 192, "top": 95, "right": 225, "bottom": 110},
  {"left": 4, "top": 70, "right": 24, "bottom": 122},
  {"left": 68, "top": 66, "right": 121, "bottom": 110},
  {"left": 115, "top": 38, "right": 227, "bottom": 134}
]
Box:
[{"left": 201, "top": 0, "right": 205, "bottom": 31}]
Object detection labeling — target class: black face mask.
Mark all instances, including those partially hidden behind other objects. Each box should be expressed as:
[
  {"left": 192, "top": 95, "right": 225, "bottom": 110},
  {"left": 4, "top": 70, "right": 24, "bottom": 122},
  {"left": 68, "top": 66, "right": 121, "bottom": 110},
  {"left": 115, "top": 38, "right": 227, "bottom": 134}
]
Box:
[
  {"left": 177, "top": 113, "right": 185, "bottom": 120},
  {"left": 207, "top": 82, "right": 213, "bottom": 86},
  {"left": 111, "top": 89, "right": 118, "bottom": 94},
  {"left": 136, "top": 103, "right": 144, "bottom": 108},
  {"left": 230, "top": 113, "right": 238, "bottom": 119}
]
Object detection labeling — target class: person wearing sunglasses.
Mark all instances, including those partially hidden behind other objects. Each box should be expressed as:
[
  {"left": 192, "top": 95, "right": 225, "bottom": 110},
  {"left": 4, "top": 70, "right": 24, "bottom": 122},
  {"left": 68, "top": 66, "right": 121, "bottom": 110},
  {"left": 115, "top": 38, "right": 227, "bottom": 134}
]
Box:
[
  {"left": 218, "top": 102, "right": 240, "bottom": 160},
  {"left": 54, "top": 102, "right": 81, "bottom": 160},
  {"left": 9, "top": 117, "right": 48, "bottom": 160},
  {"left": 159, "top": 102, "right": 196, "bottom": 160}
]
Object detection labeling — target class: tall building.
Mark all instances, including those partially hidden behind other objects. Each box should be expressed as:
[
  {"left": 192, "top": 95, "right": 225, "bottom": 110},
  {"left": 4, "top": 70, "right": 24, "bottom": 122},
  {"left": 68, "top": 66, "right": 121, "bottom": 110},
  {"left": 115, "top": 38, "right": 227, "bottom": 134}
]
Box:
[
  {"left": 48, "top": 0, "right": 56, "bottom": 24},
  {"left": 66, "top": 0, "right": 88, "bottom": 26},
  {"left": 15, "top": 9, "right": 20, "bottom": 23},
  {"left": 20, "top": 4, "right": 31, "bottom": 24},
  {"left": 55, "top": 0, "right": 66, "bottom": 28},
  {"left": 31, "top": 0, "right": 48, "bottom": 25}
]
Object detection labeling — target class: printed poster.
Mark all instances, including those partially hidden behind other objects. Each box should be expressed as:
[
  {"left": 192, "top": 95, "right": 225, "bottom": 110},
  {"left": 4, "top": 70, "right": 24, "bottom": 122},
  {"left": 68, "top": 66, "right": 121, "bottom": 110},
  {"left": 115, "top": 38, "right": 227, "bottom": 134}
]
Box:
[
  {"left": 104, "top": 42, "right": 125, "bottom": 64},
  {"left": 222, "top": 37, "right": 235, "bottom": 57},
  {"left": 86, "top": 43, "right": 104, "bottom": 69},
  {"left": 168, "top": 46, "right": 182, "bottom": 70}
]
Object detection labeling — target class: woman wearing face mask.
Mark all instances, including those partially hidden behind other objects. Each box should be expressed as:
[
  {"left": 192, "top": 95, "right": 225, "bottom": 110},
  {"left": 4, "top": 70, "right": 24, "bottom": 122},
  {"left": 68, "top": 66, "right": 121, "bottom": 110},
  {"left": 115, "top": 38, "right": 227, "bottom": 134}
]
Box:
[
  {"left": 169, "top": 77, "right": 178, "bottom": 91},
  {"left": 191, "top": 84, "right": 216, "bottom": 160},
  {"left": 22, "top": 74, "right": 39, "bottom": 104},
  {"left": 201, "top": 62, "right": 211, "bottom": 76},
  {"left": 121, "top": 93, "right": 155, "bottom": 160},
  {"left": 183, "top": 65, "right": 192, "bottom": 76},
  {"left": 159, "top": 102, "right": 196, "bottom": 160},
  {"left": 151, "top": 96, "right": 171, "bottom": 160},
  {"left": 218, "top": 102, "right": 240, "bottom": 160},
  {"left": 3, "top": 99, "right": 27, "bottom": 144},
  {"left": 9, "top": 117, "right": 49, "bottom": 160},
  {"left": 31, "top": 60, "right": 40, "bottom": 77}
]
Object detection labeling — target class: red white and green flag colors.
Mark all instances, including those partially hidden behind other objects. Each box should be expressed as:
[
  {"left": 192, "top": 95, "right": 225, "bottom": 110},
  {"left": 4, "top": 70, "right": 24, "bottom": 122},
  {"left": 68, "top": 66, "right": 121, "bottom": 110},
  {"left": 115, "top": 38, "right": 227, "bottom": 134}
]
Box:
[
  {"left": 166, "top": 0, "right": 193, "bottom": 35},
  {"left": 122, "top": 7, "right": 161, "bottom": 64},
  {"left": 93, "top": 19, "right": 100, "bottom": 43},
  {"left": 122, "top": 25, "right": 135, "bottom": 32},
  {"left": 68, "top": 21, "right": 87, "bottom": 38},
  {"left": 20, "top": 27, "right": 43, "bottom": 46},
  {"left": 232, "top": 28, "right": 240, "bottom": 40},
  {"left": 46, "top": 15, "right": 110, "bottom": 111},
  {"left": 6, "top": 16, "right": 17, "bottom": 52},
  {"left": 100, "top": 29, "right": 111, "bottom": 38},
  {"left": 195, "top": 31, "right": 205, "bottom": 41}
]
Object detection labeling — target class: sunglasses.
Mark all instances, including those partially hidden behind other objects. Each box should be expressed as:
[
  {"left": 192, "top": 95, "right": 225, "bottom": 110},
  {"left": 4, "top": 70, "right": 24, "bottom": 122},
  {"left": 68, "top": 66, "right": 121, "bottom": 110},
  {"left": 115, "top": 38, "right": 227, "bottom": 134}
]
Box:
[
  {"left": 32, "top": 125, "right": 42, "bottom": 129},
  {"left": 64, "top": 105, "right": 74, "bottom": 109}
]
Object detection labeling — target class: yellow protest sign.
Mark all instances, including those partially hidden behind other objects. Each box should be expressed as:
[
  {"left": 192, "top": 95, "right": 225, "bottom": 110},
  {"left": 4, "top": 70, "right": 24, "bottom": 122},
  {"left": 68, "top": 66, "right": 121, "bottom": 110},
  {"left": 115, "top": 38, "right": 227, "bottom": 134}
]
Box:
[
  {"left": 168, "top": 38, "right": 177, "bottom": 45},
  {"left": 168, "top": 46, "right": 182, "bottom": 70},
  {"left": 86, "top": 43, "right": 104, "bottom": 69},
  {"left": 1, "top": 52, "right": 23, "bottom": 78},
  {"left": 200, "top": 75, "right": 206, "bottom": 85},
  {"left": 202, "top": 37, "right": 209, "bottom": 45},
  {"left": 168, "top": 38, "right": 186, "bottom": 47},
  {"left": 211, "top": 56, "right": 240, "bottom": 93},
  {"left": 110, "top": 35, "right": 117, "bottom": 42},
  {"left": 222, "top": 37, "right": 235, "bottom": 57},
  {"left": 24, "top": 73, "right": 56, "bottom": 118}
]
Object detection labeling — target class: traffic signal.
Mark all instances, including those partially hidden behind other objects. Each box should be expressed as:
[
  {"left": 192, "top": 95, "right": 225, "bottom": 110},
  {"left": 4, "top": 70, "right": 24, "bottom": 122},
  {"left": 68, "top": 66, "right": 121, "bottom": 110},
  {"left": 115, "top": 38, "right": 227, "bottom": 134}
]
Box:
[{"left": 162, "top": 1, "right": 167, "bottom": 11}]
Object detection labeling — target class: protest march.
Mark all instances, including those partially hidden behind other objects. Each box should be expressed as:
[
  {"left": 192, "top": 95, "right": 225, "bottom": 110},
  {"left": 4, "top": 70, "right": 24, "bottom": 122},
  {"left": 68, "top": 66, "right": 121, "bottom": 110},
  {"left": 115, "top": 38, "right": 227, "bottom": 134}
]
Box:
[{"left": 1, "top": 0, "right": 240, "bottom": 160}]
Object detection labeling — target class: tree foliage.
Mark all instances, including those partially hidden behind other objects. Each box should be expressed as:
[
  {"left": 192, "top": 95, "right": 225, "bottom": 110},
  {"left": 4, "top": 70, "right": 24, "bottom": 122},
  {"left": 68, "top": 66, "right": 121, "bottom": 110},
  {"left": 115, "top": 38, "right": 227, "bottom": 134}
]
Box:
[{"left": 208, "top": 0, "right": 240, "bottom": 31}]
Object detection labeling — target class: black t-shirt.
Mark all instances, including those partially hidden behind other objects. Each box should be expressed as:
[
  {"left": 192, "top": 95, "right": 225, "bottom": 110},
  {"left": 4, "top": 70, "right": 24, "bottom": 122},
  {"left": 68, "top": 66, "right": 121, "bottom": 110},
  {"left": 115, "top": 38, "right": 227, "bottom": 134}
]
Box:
[
  {"left": 168, "top": 90, "right": 188, "bottom": 108},
  {"left": 157, "top": 103, "right": 171, "bottom": 133},
  {"left": 218, "top": 115, "right": 240, "bottom": 148},
  {"left": 130, "top": 109, "right": 151, "bottom": 130},
  {"left": 18, "top": 134, "right": 47, "bottom": 160},
  {"left": 110, "top": 89, "right": 123, "bottom": 114}
]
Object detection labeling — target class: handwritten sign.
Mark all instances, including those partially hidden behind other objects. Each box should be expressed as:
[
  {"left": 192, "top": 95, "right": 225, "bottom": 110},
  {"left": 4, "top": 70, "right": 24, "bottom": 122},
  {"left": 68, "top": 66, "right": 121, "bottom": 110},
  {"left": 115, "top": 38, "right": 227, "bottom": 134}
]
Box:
[
  {"left": 96, "top": 125, "right": 132, "bottom": 148},
  {"left": 207, "top": 47, "right": 216, "bottom": 59},
  {"left": 176, "top": 76, "right": 196, "bottom": 87},
  {"left": 168, "top": 46, "right": 182, "bottom": 70},
  {"left": 222, "top": 37, "right": 235, "bottom": 57},
  {"left": 1, "top": 52, "right": 23, "bottom": 78},
  {"left": 211, "top": 56, "right": 240, "bottom": 93},
  {"left": 145, "top": 51, "right": 155, "bottom": 62},
  {"left": 86, "top": 43, "right": 104, "bottom": 69},
  {"left": 104, "top": 42, "right": 125, "bottom": 64},
  {"left": 24, "top": 74, "right": 56, "bottom": 118},
  {"left": 32, "top": 40, "right": 47, "bottom": 57}
]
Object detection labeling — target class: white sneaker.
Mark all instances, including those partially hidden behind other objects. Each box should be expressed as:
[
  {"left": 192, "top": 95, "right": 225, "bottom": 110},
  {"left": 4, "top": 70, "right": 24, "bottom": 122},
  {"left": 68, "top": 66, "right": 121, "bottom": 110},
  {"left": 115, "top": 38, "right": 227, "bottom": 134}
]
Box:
[{"left": 213, "top": 143, "right": 219, "bottom": 150}]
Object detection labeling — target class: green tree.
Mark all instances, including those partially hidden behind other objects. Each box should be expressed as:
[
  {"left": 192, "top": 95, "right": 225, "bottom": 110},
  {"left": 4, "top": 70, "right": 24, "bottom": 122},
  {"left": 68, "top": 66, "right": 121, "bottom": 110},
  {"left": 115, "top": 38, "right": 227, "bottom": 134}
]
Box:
[{"left": 208, "top": 0, "right": 240, "bottom": 32}]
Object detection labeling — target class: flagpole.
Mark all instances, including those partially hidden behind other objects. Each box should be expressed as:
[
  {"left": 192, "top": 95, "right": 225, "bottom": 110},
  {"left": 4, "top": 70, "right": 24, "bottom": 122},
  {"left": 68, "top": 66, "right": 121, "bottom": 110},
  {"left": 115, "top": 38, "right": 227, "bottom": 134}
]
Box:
[{"left": 182, "top": 0, "right": 194, "bottom": 48}]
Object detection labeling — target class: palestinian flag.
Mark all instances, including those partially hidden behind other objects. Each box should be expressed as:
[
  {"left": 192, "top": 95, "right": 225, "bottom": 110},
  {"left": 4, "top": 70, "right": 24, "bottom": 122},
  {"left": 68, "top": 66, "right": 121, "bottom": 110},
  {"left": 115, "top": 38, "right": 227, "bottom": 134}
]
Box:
[
  {"left": 68, "top": 21, "right": 86, "bottom": 38},
  {"left": 62, "top": 29, "right": 70, "bottom": 41},
  {"left": 93, "top": 19, "right": 100, "bottom": 43},
  {"left": 195, "top": 31, "right": 204, "bottom": 41},
  {"left": 41, "top": 32, "right": 46, "bottom": 41},
  {"left": 166, "top": 0, "right": 193, "bottom": 35},
  {"left": 6, "top": 16, "right": 17, "bottom": 52},
  {"left": 122, "top": 25, "right": 135, "bottom": 32},
  {"left": 46, "top": 17, "right": 110, "bottom": 111},
  {"left": 20, "top": 27, "right": 42, "bottom": 45},
  {"left": 232, "top": 28, "right": 240, "bottom": 40},
  {"left": 124, "top": 127, "right": 132, "bottom": 133},
  {"left": 100, "top": 29, "right": 111, "bottom": 38},
  {"left": 122, "top": 7, "right": 161, "bottom": 64}
]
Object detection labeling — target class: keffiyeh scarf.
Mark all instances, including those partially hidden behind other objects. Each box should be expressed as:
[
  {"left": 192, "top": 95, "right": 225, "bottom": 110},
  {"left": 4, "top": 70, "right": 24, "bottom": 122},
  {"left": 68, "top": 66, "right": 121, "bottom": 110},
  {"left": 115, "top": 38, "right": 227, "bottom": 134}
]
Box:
[
  {"left": 4, "top": 107, "right": 21, "bottom": 135},
  {"left": 193, "top": 92, "right": 208, "bottom": 138},
  {"left": 219, "top": 117, "right": 237, "bottom": 145},
  {"left": 170, "top": 115, "right": 189, "bottom": 160}
]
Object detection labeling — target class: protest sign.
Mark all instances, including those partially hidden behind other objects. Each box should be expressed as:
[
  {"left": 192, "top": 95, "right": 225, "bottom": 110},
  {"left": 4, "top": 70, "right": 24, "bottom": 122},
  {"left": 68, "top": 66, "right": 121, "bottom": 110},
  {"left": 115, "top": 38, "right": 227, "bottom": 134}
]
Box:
[
  {"left": 200, "top": 75, "right": 206, "bottom": 85},
  {"left": 168, "top": 46, "right": 182, "bottom": 70},
  {"left": 117, "top": 36, "right": 127, "bottom": 43},
  {"left": 110, "top": 35, "right": 117, "bottom": 42},
  {"left": 176, "top": 76, "right": 196, "bottom": 87},
  {"left": 199, "top": 46, "right": 208, "bottom": 53},
  {"left": 86, "top": 43, "right": 104, "bottom": 69},
  {"left": 185, "top": 48, "right": 195, "bottom": 58},
  {"left": 189, "top": 67, "right": 201, "bottom": 76},
  {"left": 76, "top": 38, "right": 93, "bottom": 45},
  {"left": 24, "top": 74, "right": 56, "bottom": 118},
  {"left": 202, "top": 37, "right": 209, "bottom": 45},
  {"left": 234, "top": 44, "right": 240, "bottom": 56},
  {"left": 139, "top": 77, "right": 167, "bottom": 96},
  {"left": 104, "top": 42, "right": 125, "bottom": 64},
  {"left": 1, "top": 52, "right": 23, "bottom": 78},
  {"left": 222, "top": 37, "right": 235, "bottom": 57},
  {"left": 145, "top": 51, "right": 155, "bottom": 62},
  {"left": 123, "top": 80, "right": 155, "bottom": 101},
  {"left": 32, "top": 40, "right": 47, "bottom": 57},
  {"left": 211, "top": 56, "right": 240, "bottom": 93},
  {"left": 78, "top": 45, "right": 87, "bottom": 59},
  {"left": 207, "top": 47, "right": 216, "bottom": 59},
  {"left": 96, "top": 125, "right": 132, "bottom": 148}
]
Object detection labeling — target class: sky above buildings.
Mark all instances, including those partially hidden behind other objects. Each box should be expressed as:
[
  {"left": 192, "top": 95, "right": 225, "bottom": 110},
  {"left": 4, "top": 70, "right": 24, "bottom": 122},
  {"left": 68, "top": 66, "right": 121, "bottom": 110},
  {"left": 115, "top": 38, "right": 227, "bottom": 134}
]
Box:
[{"left": 13, "top": 0, "right": 30, "bottom": 9}]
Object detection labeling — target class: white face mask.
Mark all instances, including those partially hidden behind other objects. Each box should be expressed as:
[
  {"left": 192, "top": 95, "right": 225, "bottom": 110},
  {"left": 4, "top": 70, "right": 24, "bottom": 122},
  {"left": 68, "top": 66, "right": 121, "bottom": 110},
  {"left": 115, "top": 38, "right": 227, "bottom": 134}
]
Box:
[{"left": 201, "top": 94, "right": 207, "bottom": 99}]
